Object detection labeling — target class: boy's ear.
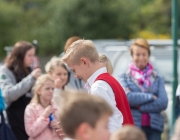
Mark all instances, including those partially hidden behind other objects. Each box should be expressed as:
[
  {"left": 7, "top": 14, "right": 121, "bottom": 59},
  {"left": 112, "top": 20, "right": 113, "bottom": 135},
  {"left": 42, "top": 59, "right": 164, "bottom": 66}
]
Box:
[
  {"left": 77, "top": 122, "right": 92, "bottom": 140},
  {"left": 80, "top": 57, "right": 89, "bottom": 66}
]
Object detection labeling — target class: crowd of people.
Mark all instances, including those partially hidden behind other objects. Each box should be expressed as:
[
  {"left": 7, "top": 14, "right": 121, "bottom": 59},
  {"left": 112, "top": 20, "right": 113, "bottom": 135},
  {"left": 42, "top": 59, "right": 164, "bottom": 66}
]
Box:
[{"left": 0, "top": 36, "right": 178, "bottom": 140}]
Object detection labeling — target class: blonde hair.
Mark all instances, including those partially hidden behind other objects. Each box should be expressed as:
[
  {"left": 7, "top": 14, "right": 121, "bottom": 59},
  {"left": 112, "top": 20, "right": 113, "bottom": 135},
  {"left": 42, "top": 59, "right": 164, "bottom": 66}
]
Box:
[
  {"left": 99, "top": 53, "right": 113, "bottom": 74},
  {"left": 61, "top": 39, "right": 99, "bottom": 65},
  {"left": 45, "top": 56, "right": 68, "bottom": 73},
  {"left": 110, "top": 125, "right": 147, "bottom": 140},
  {"left": 130, "top": 38, "right": 150, "bottom": 56},
  {"left": 31, "top": 74, "right": 54, "bottom": 104},
  {"left": 59, "top": 90, "right": 113, "bottom": 138}
]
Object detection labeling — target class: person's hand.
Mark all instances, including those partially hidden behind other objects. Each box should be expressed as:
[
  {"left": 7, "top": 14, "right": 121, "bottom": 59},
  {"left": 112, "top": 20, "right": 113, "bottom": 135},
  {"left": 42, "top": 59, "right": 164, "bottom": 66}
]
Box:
[
  {"left": 31, "top": 68, "right": 42, "bottom": 79},
  {"left": 42, "top": 105, "right": 55, "bottom": 118},
  {"left": 54, "top": 78, "right": 64, "bottom": 89},
  {"left": 154, "top": 95, "right": 157, "bottom": 100},
  {"left": 56, "top": 128, "right": 65, "bottom": 140},
  {"left": 50, "top": 120, "right": 60, "bottom": 129}
]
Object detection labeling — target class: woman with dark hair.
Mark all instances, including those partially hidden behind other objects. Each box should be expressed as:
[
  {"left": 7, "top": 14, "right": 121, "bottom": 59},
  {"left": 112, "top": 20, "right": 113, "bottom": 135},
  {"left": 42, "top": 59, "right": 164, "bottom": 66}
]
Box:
[{"left": 0, "top": 41, "right": 42, "bottom": 140}]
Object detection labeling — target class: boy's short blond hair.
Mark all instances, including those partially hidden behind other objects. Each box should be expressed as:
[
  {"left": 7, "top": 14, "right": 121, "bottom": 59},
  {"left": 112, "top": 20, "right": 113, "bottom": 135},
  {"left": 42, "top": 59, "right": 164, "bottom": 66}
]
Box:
[
  {"left": 99, "top": 53, "right": 113, "bottom": 74},
  {"left": 110, "top": 125, "right": 147, "bottom": 140},
  {"left": 61, "top": 39, "right": 99, "bottom": 65},
  {"left": 59, "top": 90, "right": 113, "bottom": 138}
]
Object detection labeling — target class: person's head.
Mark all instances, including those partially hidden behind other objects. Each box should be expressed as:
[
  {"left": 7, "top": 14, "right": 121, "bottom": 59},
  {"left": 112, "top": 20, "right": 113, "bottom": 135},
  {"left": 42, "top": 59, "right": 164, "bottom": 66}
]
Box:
[
  {"left": 5, "top": 41, "right": 35, "bottom": 75},
  {"left": 110, "top": 125, "right": 147, "bottom": 140},
  {"left": 99, "top": 53, "right": 113, "bottom": 74},
  {"left": 64, "top": 36, "right": 81, "bottom": 53},
  {"left": 31, "top": 74, "right": 54, "bottom": 105},
  {"left": 45, "top": 56, "right": 69, "bottom": 88},
  {"left": 59, "top": 90, "right": 113, "bottom": 140},
  {"left": 61, "top": 39, "right": 100, "bottom": 82},
  {"left": 130, "top": 38, "right": 150, "bottom": 70}
]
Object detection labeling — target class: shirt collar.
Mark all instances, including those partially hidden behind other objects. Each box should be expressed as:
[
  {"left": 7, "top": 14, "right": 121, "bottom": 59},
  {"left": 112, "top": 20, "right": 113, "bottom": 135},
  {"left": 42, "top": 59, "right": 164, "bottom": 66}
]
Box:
[{"left": 86, "top": 67, "right": 107, "bottom": 88}]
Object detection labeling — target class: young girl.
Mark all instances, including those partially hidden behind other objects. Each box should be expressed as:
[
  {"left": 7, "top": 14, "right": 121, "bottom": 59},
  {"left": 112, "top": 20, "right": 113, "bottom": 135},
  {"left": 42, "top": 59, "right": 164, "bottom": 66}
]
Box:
[
  {"left": 24, "top": 74, "right": 61, "bottom": 140},
  {"left": 45, "top": 56, "right": 69, "bottom": 105}
]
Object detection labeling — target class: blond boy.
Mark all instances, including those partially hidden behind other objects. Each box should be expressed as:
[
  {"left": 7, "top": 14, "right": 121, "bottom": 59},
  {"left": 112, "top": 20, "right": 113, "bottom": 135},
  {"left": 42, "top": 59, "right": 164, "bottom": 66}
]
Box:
[
  {"left": 110, "top": 125, "right": 147, "bottom": 140},
  {"left": 59, "top": 91, "right": 113, "bottom": 140},
  {"left": 61, "top": 39, "right": 134, "bottom": 132}
]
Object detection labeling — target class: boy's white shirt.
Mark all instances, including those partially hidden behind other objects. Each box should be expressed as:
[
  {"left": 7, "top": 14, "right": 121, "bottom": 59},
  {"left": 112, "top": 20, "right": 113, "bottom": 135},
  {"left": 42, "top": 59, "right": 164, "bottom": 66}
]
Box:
[{"left": 84, "top": 67, "right": 123, "bottom": 133}]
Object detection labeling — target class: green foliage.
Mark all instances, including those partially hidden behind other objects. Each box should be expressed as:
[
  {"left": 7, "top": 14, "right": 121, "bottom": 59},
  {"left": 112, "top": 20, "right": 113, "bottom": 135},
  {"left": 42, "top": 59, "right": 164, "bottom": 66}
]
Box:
[
  {"left": 0, "top": 0, "right": 179, "bottom": 56},
  {"left": 0, "top": 0, "right": 23, "bottom": 56}
]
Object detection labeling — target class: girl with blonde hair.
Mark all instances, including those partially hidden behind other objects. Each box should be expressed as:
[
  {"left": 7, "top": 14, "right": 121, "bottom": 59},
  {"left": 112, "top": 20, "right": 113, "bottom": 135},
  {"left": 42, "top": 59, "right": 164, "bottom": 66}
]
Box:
[
  {"left": 45, "top": 56, "right": 69, "bottom": 105},
  {"left": 99, "top": 53, "right": 113, "bottom": 74},
  {"left": 24, "top": 74, "right": 62, "bottom": 140}
]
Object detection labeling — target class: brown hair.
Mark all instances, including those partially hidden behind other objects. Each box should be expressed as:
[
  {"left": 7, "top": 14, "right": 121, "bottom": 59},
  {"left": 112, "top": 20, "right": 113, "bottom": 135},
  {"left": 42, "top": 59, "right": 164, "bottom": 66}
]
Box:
[
  {"left": 5, "top": 41, "right": 35, "bottom": 79},
  {"left": 64, "top": 36, "right": 81, "bottom": 52},
  {"left": 61, "top": 39, "right": 99, "bottom": 65},
  {"left": 130, "top": 38, "right": 150, "bottom": 56},
  {"left": 110, "top": 125, "right": 147, "bottom": 140},
  {"left": 31, "top": 74, "right": 54, "bottom": 104},
  {"left": 99, "top": 53, "right": 113, "bottom": 74},
  {"left": 59, "top": 90, "right": 113, "bottom": 138}
]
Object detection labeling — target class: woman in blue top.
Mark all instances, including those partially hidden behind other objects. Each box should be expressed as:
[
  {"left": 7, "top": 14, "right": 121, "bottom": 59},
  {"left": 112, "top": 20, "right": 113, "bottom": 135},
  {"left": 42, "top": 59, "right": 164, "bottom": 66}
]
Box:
[{"left": 118, "top": 38, "right": 168, "bottom": 140}]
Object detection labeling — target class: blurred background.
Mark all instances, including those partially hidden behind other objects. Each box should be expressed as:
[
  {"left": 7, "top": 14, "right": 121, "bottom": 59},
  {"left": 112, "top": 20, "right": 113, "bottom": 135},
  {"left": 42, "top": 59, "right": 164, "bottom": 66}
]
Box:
[
  {"left": 0, "top": 0, "right": 180, "bottom": 57},
  {"left": 0, "top": 1, "right": 180, "bottom": 139}
]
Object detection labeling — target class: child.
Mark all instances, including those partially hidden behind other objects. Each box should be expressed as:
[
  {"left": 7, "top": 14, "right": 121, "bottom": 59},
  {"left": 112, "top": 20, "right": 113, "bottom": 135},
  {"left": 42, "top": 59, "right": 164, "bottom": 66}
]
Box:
[
  {"left": 61, "top": 36, "right": 85, "bottom": 90},
  {"left": 24, "top": 74, "right": 61, "bottom": 140},
  {"left": 110, "top": 125, "right": 147, "bottom": 140},
  {"left": 61, "top": 39, "right": 134, "bottom": 132},
  {"left": 58, "top": 90, "right": 113, "bottom": 140},
  {"left": 45, "top": 56, "right": 69, "bottom": 105},
  {"left": 99, "top": 53, "right": 113, "bottom": 74}
]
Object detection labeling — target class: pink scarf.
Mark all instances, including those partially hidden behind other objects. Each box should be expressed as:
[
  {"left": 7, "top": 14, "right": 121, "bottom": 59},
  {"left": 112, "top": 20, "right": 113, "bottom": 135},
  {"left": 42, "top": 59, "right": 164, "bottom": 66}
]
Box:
[
  {"left": 129, "top": 62, "right": 154, "bottom": 126},
  {"left": 129, "top": 62, "right": 153, "bottom": 91}
]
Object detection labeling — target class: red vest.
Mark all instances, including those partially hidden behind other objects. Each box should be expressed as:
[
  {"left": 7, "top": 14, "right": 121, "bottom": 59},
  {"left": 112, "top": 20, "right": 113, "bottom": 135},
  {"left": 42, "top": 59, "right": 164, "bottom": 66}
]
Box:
[{"left": 95, "top": 73, "right": 134, "bottom": 125}]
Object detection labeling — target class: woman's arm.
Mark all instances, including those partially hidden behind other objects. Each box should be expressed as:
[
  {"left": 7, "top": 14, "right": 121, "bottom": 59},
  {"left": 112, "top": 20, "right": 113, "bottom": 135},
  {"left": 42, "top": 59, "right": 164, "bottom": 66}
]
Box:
[
  {"left": 0, "top": 68, "right": 35, "bottom": 104},
  {"left": 24, "top": 104, "right": 50, "bottom": 138},
  {"left": 139, "top": 76, "right": 168, "bottom": 113},
  {"left": 118, "top": 74, "right": 155, "bottom": 106}
]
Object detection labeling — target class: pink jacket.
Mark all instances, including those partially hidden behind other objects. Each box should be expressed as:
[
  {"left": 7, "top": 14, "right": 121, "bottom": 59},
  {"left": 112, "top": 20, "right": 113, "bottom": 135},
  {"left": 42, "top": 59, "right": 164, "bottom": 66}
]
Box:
[{"left": 24, "top": 102, "right": 60, "bottom": 140}]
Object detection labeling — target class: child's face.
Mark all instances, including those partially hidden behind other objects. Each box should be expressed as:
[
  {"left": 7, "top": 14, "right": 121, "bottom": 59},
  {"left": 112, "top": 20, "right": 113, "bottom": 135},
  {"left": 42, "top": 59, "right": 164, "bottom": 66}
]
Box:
[
  {"left": 90, "top": 114, "right": 110, "bottom": 140},
  {"left": 51, "top": 66, "right": 68, "bottom": 86},
  {"left": 82, "top": 114, "right": 110, "bottom": 140},
  {"left": 38, "top": 80, "right": 54, "bottom": 102},
  {"left": 24, "top": 48, "right": 35, "bottom": 67},
  {"left": 68, "top": 61, "right": 89, "bottom": 82}
]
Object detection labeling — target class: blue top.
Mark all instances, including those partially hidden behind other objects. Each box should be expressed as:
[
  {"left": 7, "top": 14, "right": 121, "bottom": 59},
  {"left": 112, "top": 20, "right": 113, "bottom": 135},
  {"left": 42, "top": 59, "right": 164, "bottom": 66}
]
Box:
[
  {"left": 0, "top": 89, "right": 5, "bottom": 112},
  {"left": 118, "top": 72, "right": 168, "bottom": 132}
]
